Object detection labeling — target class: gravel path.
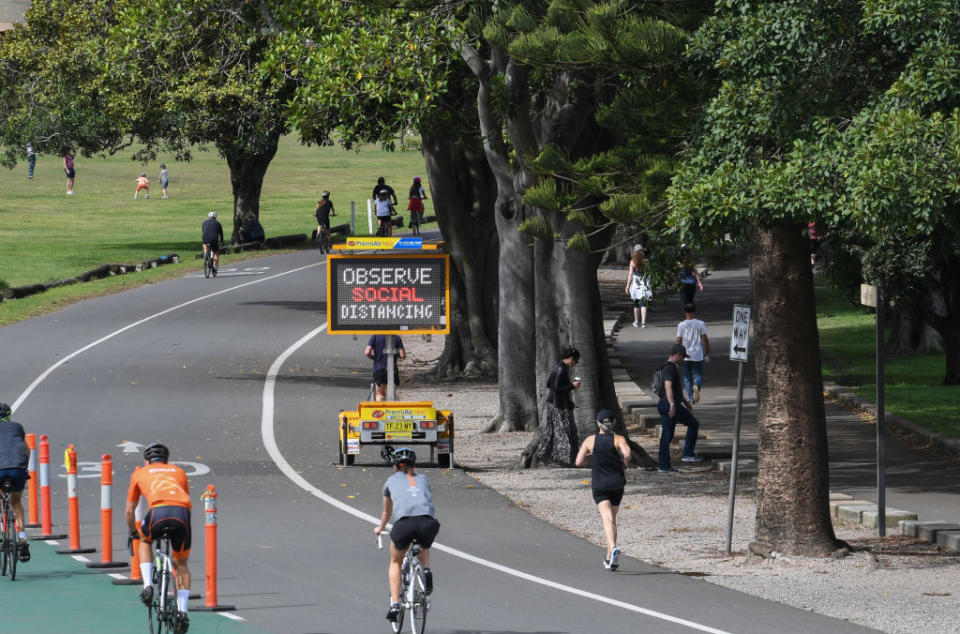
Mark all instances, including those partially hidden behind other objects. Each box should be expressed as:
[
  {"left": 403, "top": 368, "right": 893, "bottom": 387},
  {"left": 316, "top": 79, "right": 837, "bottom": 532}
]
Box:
[{"left": 395, "top": 337, "right": 960, "bottom": 634}]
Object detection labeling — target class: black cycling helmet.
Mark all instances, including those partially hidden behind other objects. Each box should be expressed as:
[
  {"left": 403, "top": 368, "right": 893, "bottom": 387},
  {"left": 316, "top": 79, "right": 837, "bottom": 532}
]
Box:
[
  {"left": 0, "top": 403, "right": 10, "bottom": 420},
  {"left": 392, "top": 447, "right": 416, "bottom": 467},
  {"left": 143, "top": 443, "right": 170, "bottom": 463}
]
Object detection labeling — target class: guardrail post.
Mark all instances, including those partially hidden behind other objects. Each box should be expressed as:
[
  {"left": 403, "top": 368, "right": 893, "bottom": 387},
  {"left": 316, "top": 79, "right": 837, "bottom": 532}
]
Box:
[
  {"left": 34, "top": 434, "right": 66, "bottom": 540},
  {"left": 56, "top": 444, "right": 95, "bottom": 554},
  {"left": 25, "top": 433, "right": 39, "bottom": 528},
  {"left": 192, "top": 485, "right": 235, "bottom": 612},
  {"left": 87, "top": 454, "right": 125, "bottom": 568}
]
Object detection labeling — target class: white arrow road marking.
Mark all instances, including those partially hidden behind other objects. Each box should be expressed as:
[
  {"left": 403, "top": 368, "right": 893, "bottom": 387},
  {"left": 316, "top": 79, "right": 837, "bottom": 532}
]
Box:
[
  {"left": 118, "top": 441, "right": 144, "bottom": 453},
  {"left": 260, "top": 324, "right": 734, "bottom": 634}
]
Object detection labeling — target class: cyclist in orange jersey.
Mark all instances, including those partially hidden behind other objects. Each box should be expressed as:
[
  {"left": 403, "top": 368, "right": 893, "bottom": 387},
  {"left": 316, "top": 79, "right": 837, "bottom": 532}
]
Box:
[{"left": 126, "top": 443, "right": 192, "bottom": 634}]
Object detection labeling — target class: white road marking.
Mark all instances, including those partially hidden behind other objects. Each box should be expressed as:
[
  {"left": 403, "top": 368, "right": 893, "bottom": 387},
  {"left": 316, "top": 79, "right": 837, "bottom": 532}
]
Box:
[
  {"left": 260, "top": 325, "right": 734, "bottom": 634},
  {"left": 45, "top": 540, "right": 59, "bottom": 545},
  {"left": 11, "top": 261, "right": 325, "bottom": 413},
  {"left": 108, "top": 573, "right": 128, "bottom": 580},
  {"left": 219, "top": 612, "right": 245, "bottom": 621},
  {"left": 72, "top": 555, "right": 90, "bottom": 563}
]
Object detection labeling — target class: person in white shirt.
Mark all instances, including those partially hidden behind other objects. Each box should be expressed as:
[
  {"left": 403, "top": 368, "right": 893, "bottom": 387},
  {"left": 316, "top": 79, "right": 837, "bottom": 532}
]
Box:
[{"left": 676, "top": 303, "right": 710, "bottom": 404}]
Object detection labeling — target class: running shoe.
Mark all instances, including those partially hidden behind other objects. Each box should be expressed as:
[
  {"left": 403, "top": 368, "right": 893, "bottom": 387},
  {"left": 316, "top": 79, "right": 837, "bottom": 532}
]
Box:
[
  {"left": 386, "top": 603, "right": 401, "bottom": 621},
  {"left": 658, "top": 467, "right": 679, "bottom": 473},
  {"left": 176, "top": 612, "right": 189, "bottom": 634},
  {"left": 681, "top": 455, "right": 704, "bottom": 463},
  {"left": 603, "top": 557, "right": 612, "bottom": 570},
  {"left": 140, "top": 585, "right": 154, "bottom": 606},
  {"left": 693, "top": 385, "right": 700, "bottom": 403},
  {"left": 632, "top": 321, "right": 638, "bottom": 328},
  {"left": 17, "top": 540, "right": 30, "bottom": 562},
  {"left": 610, "top": 546, "right": 621, "bottom": 571}
]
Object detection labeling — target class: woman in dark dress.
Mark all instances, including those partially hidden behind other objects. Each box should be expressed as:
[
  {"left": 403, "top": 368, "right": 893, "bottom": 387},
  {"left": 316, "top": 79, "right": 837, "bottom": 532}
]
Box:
[{"left": 537, "top": 347, "right": 581, "bottom": 466}]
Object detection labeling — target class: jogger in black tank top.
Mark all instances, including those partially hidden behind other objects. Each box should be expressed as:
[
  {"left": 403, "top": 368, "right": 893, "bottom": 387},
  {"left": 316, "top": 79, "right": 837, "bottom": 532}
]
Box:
[{"left": 575, "top": 409, "right": 632, "bottom": 570}]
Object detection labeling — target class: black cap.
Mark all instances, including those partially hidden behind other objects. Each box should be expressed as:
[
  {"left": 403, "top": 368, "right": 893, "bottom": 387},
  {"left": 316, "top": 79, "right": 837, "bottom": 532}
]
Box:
[
  {"left": 670, "top": 343, "right": 687, "bottom": 358},
  {"left": 596, "top": 409, "right": 615, "bottom": 430}
]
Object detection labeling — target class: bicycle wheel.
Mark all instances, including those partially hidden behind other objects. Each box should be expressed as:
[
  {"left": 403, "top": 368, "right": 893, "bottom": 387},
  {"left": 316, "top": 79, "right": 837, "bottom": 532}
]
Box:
[
  {"left": 203, "top": 252, "right": 212, "bottom": 278},
  {"left": 409, "top": 565, "right": 428, "bottom": 634},
  {"left": 9, "top": 507, "right": 17, "bottom": 581},
  {"left": 0, "top": 504, "right": 9, "bottom": 577}
]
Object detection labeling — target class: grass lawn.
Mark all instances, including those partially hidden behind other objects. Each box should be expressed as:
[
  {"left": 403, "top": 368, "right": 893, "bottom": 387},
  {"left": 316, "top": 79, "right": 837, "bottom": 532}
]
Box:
[
  {"left": 0, "top": 136, "right": 435, "bottom": 324},
  {"left": 816, "top": 281, "right": 960, "bottom": 439}
]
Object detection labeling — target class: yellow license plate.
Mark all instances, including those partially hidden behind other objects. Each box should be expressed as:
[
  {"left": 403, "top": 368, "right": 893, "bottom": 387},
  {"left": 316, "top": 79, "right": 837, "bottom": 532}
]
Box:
[{"left": 385, "top": 421, "right": 414, "bottom": 433}]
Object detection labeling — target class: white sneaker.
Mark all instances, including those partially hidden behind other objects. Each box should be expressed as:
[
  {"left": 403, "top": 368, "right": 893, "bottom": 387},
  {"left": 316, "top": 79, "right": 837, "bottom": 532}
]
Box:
[
  {"left": 603, "top": 557, "right": 612, "bottom": 570},
  {"left": 133, "top": 195, "right": 138, "bottom": 199},
  {"left": 66, "top": 190, "right": 74, "bottom": 195},
  {"left": 610, "top": 546, "right": 621, "bottom": 571},
  {"left": 693, "top": 385, "right": 700, "bottom": 403},
  {"left": 681, "top": 455, "right": 704, "bottom": 463},
  {"left": 641, "top": 323, "right": 647, "bottom": 328},
  {"left": 145, "top": 195, "right": 150, "bottom": 199},
  {"left": 632, "top": 321, "right": 638, "bottom": 328}
]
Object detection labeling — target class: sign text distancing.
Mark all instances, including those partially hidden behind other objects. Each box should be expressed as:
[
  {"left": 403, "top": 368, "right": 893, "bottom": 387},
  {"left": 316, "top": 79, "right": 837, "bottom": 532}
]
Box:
[{"left": 327, "top": 254, "right": 450, "bottom": 334}]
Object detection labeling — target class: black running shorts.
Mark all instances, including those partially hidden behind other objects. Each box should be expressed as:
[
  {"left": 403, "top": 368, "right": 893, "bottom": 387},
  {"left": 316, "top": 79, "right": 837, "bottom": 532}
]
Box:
[
  {"left": 139, "top": 505, "right": 192, "bottom": 558},
  {"left": 592, "top": 488, "right": 624, "bottom": 506}
]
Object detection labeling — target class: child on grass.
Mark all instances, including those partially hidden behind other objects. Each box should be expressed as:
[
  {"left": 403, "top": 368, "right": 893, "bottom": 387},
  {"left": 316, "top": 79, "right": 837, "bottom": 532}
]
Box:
[{"left": 134, "top": 173, "right": 150, "bottom": 199}]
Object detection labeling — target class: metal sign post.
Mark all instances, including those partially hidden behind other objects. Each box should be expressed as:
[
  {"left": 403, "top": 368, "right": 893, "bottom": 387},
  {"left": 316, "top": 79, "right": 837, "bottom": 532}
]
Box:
[
  {"left": 861, "top": 283, "right": 886, "bottom": 536},
  {"left": 725, "top": 304, "right": 751, "bottom": 555},
  {"left": 385, "top": 335, "right": 396, "bottom": 401}
]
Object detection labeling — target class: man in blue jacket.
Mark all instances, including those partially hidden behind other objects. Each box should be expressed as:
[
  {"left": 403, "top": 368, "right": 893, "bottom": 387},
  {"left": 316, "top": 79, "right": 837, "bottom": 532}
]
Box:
[{"left": 0, "top": 403, "right": 31, "bottom": 561}]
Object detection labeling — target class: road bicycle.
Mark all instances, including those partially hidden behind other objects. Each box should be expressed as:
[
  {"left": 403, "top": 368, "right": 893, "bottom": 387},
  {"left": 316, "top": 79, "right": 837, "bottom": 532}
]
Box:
[
  {"left": 378, "top": 534, "right": 430, "bottom": 634},
  {"left": 0, "top": 478, "right": 19, "bottom": 581},
  {"left": 318, "top": 224, "right": 333, "bottom": 254},
  {"left": 202, "top": 247, "right": 216, "bottom": 278},
  {"left": 146, "top": 527, "right": 188, "bottom": 634}
]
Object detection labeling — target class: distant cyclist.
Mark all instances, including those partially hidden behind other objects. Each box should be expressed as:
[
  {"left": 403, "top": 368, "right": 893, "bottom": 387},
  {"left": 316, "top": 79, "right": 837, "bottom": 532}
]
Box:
[
  {"left": 201, "top": 211, "right": 224, "bottom": 275},
  {"left": 374, "top": 448, "right": 440, "bottom": 622},
  {"left": 126, "top": 443, "right": 192, "bottom": 634},
  {"left": 0, "top": 403, "right": 30, "bottom": 563},
  {"left": 315, "top": 190, "right": 335, "bottom": 242}
]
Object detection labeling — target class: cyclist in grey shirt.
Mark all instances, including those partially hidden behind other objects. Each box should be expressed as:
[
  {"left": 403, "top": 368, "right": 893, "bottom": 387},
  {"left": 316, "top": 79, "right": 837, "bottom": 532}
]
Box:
[{"left": 374, "top": 447, "right": 440, "bottom": 622}]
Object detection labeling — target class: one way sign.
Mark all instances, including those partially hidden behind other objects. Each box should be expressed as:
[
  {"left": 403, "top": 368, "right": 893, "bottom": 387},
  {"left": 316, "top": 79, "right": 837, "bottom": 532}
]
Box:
[{"left": 729, "top": 304, "right": 751, "bottom": 362}]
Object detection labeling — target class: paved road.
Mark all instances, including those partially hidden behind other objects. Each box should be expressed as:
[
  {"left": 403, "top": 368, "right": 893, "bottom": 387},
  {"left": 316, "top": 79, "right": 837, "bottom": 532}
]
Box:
[{"left": 0, "top": 250, "right": 878, "bottom": 633}]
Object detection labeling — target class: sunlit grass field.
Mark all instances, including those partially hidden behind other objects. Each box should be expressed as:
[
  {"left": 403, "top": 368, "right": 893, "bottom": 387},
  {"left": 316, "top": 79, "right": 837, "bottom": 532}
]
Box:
[
  {"left": 0, "top": 136, "right": 434, "bottom": 323},
  {"left": 816, "top": 280, "right": 959, "bottom": 438}
]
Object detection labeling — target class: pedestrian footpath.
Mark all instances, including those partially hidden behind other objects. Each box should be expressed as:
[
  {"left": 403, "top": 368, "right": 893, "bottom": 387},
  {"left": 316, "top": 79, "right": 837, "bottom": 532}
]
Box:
[{"left": 608, "top": 261, "right": 960, "bottom": 548}]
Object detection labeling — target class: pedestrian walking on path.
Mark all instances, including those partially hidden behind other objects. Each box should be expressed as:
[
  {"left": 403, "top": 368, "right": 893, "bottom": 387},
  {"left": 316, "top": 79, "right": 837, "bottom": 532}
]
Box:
[
  {"left": 625, "top": 244, "right": 652, "bottom": 328},
  {"left": 575, "top": 409, "right": 630, "bottom": 570},
  {"left": 537, "top": 347, "right": 581, "bottom": 466},
  {"left": 677, "top": 245, "right": 702, "bottom": 307},
  {"left": 676, "top": 302, "right": 710, "bottom": 405},
  {"left": 655, "top": 344, "right": 702, "bottom": 472}
]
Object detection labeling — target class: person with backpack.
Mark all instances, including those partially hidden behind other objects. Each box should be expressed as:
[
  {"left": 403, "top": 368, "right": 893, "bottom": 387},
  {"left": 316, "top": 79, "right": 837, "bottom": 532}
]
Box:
[{"left": 654, "top": 344, "right": 702, "bottom": 472}]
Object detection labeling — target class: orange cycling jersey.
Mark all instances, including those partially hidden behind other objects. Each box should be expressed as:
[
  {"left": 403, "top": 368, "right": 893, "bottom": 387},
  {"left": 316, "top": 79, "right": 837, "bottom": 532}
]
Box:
[{"left": 127, "top": 463, "right": 191, "bottom": 509}]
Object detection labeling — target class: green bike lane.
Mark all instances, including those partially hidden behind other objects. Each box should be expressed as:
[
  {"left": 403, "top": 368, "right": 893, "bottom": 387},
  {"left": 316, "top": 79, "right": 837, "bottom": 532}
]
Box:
[{"left": 1, "top": 539, "right": 263, "bottom": 633}]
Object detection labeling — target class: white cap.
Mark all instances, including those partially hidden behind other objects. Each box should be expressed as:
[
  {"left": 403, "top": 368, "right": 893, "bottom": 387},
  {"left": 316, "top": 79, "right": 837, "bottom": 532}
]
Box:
[{"left": 208, "top": 211, "right": 217, "bottom": 218}]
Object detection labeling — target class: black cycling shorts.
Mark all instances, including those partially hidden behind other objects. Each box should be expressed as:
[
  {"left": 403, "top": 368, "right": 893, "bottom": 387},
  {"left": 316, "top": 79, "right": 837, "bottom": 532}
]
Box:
[
  {"left": 592, "top": 488, "right": 624, "bottom": 506},
  {"left": 390, "top": 515, "right": 440, "bottom": 550},
  {"left": 139, "top": 505, "right": 192, "bottom": 558},
  {"left": 373, "top": 368, "right": 400, "bottom": 387},
  {"left": 203, "top": 242, "right": 219, "bottom": 254}
]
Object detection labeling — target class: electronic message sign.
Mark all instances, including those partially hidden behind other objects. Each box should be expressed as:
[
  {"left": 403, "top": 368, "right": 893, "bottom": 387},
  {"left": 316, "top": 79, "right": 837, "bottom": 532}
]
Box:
[{"left": 326, "top": 254, "right": 450, "bottom": 334}]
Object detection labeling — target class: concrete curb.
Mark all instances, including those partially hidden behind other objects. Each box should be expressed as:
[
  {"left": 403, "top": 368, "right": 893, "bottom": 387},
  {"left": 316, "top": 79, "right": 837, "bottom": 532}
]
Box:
[{"left": 823, "top": 382, "right": 960, "bottom": 460}]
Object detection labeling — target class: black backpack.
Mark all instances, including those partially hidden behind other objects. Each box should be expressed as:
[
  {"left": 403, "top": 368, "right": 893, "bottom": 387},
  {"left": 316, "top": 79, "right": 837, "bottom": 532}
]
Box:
[{"left": 651, "top": 362, "right": 671, "bottom": 399}]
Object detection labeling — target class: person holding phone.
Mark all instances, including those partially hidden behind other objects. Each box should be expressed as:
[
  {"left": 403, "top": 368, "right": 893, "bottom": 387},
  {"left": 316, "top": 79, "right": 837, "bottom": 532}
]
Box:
[{"left": 536, "top": 347, "right": 581, "bottom": 466}]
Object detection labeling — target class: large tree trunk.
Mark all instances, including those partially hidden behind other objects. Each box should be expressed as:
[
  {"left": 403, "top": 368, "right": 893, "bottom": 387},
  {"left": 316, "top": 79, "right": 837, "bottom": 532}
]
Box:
[
  {"left": 223, "top": 134, "right": 280, "bottom": 243},
  {"left": 421, "top": 128, "right": 499, "bottom": 378},
  {"left": 885, "top": 307, "right": 929, "bottom": 356},
  {"left": 750, "top": 220, "right": 843, "bottom": 557},
  {"left": 927, "top": 224, "right": 960, "bottom": 385}
]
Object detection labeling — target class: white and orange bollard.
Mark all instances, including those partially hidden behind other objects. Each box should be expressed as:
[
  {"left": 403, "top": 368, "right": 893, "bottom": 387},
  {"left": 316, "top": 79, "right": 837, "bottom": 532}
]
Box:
[
  {"left": 25, "top": 433, "right": 39, "bottom": 528},
  {"left": 56, "top": 444, "right": 95, "bottom": 554},
  {"left": 192, "top": 485, "right": 235, "bottom": 612},
  {"left": 36, "top": 434, "right": 66, "bottom": 540},
  {"left": 87, "top": 454, "right": 125, "bottom": 569}
]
